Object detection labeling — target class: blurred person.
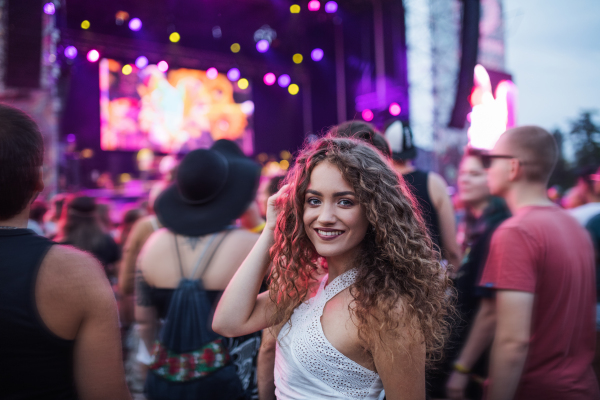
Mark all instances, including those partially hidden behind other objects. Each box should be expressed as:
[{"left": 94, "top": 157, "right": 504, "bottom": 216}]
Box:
[
  {"left": 136, "top": 140, "right": 261, "bottom": 399},
  {"left": 57, "top": 196, "right": 121, "bottom": 283},
  {"left": 477, "top": 126, "right": 598, "bottom": 399},
  {"left": 213, "top": 136, "right": 453, "bottom": 399},
  {"left": 97, "top": 201, "right": 118, "bottom": 238},
  {"left": 439, "top": 148, "right": 510, "bottom": 400},
  {"left": 119, "top": 207, "right": 145, "bottom": 248},
  {"left": 28, "top": 199, "right": 48, "bottom": 235},
  {"left": 384, "top": 120, "right": 462, "bottom": 272},
  {"left": 569, "top": 166, "right": 600, "bottom": 225},
  {"left": 44, "top": 193, "right": 66, "bottom": 238},
  {"left": 585, "top": 171, "right": 600, "bottom": 381},
  {"left": 256, "top": 175, "right": 286, "bottom": 218},
  {"left": 0, "top": 104, "right": 130, "bottom": 399}
]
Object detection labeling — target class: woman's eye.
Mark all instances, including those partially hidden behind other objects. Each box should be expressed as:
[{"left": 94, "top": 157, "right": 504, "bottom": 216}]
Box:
[
  {"left": 307, "top": 198, "right": 321, "bottom": 206},
  {"left": 339, "top": 199, "right": 354, "bottom": 206}
]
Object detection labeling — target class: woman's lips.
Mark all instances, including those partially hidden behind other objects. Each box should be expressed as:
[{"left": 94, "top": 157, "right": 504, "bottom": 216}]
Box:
[{"left": 315, "top": 228, "right": 345, "bottom": 241}]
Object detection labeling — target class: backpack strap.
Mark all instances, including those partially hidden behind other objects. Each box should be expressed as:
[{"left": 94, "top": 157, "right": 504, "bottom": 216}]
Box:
[
  {"left": 188, "top": 233, "right": 219, "bottom": 279},
  {"left": 195, "top": 229, "right": 233, "bottom": 279}
]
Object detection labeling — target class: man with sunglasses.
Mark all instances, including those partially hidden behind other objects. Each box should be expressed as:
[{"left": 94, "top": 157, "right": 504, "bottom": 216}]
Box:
[{"left": 472, "top": 126, "right": 598, "bottom": 399}]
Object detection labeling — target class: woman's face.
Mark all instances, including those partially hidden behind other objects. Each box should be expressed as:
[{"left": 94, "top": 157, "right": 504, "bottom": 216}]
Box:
[
  {"left": 303, "top": 161, "right": 369, "bottom": 261},
  {"left": 458, "top": 155, "right": 490, "bottom": 206}
]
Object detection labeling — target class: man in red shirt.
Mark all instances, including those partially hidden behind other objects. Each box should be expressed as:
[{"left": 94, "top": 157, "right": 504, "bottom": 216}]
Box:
[{"left": 479, "top": 126, "right": 599, "bottom": 399}]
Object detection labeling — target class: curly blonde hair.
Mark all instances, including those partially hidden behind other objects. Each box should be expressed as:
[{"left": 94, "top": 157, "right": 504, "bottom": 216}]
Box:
[{"left": 269, "top": 136, "right": 454, "bottom": 366}]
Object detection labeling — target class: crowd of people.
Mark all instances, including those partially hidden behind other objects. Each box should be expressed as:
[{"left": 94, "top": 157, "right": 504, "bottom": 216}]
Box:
[{"left": 1, "top": 102, "right": 599, "bottom": 400}]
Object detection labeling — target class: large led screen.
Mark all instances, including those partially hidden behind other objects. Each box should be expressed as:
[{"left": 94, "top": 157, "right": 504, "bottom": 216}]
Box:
[{"left": 100, "top": 59, "right": 254, "bottom": 154}]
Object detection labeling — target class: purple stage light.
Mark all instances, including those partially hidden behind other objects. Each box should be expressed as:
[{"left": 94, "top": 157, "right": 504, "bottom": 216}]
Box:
[
  {"left": 227, "top": 68, "right": 240, "bottom": 81},
  {"left": 157, "top": 61, "right": 169, "bottom": 72},
  {"left": 64, "top": 46, "right": 77, "bottom": 59},
  {"left": 308, "top": 0, "right": 320, "bottom": 11},
  {"left": 206, "top": 67, "right": 218, "bottom": 80},
  {"left": 263, "top": 73, "right": 276, "bottom": 86},
  {"left": 324, "top": 1, "right": 338, "bottom": 13},
  {"left": 311, "top": 48, "right": 324, "bottom": 61},
  {"left": 87, "top": 49, "right": 100, "bottom": 62},
  {"left": 256, "top": 39, "right": 269, "bottom": 53},
  {"left": 135, "top": 56, "right": 148, "bottom": 69},
  {"left": 129, "top": 18, "right": 142, "bottom": 31},
  {"left": 43, "top": 2, "right": 56, "bottom": 15},
  {"left": 278, "top": 74, "right": 291, "bottom": 87},
  {"left": 389, "top": 102, "right": 401, "bottom": 116},
  {"left": 362, "top": 109, "right": 374, "bottom": 122}
]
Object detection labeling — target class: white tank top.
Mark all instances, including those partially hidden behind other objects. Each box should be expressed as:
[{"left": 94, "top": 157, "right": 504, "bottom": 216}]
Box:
[{"left": 274, "top": 268, "right": 384, "bottom": 400}]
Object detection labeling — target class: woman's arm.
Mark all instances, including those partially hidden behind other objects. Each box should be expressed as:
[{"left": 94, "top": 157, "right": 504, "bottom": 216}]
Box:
[{"left": 212, "top": 186, "right": 287, "bottom": 337}]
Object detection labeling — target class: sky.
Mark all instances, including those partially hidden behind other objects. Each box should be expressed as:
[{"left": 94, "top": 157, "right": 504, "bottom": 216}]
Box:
[{"left": 503, "top": 0, "right": 600, "bottom": 134}]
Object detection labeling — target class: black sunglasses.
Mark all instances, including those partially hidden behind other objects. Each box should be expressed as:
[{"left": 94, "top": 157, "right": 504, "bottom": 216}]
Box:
[{"left": 480, "top": 154, "right": 516, "bottom": 169}]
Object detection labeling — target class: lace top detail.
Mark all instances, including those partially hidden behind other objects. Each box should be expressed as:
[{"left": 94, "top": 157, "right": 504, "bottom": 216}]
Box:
[{"left": 275, "top": 268, "right": 383, "bottom": 400}]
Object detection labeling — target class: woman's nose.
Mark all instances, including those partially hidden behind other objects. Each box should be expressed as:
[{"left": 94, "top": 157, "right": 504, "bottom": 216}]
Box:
[{"left": 317, "top": 203, "right": 336, "bottom": 224}]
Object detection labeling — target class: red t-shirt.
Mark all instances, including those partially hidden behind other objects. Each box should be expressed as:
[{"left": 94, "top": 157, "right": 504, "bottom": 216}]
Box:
[{"left": 480, "top": 205, "right": 599, "bottom": 400}]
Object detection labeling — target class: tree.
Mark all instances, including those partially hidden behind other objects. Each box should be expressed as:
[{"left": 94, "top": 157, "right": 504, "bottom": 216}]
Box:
[{"left": 569, "top": 110, "right": 600, "bottom": 169}]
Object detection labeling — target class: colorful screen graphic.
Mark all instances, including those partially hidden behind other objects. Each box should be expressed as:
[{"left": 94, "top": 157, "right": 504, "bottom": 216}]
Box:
[{"left": 100, "top": 59, "right": 254, "bottom": 154}]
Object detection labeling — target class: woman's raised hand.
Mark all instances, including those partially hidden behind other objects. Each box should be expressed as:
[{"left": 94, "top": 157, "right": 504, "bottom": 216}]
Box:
[{"left": 265, "top": 184, "right": 289, "bottom": 231}]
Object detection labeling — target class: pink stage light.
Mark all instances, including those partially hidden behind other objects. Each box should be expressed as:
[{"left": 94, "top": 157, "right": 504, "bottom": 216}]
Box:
[
  {"left": 362, "top": 109, "right": 374, "bottom": 122},
  {"left": 278, "top": 74, "right": 291, "bottom": 87},
  {"left": 87, "top": 49, "right": 100, "bottom": 62},
  {"left": 206, "top": 67, "right": 218, "bottom": 80},
  {"left": 64, "top": 46, "right": 77, "bottom": 59},
  {"left": 311, "top": 48, "right": 324, "bottom": 61},
  {"left": 324, "top": 1, "right": 338, "bottom": 13},
  {"left": 43, "top": 2, "right": 56, "bottom": 15},
  {"left": 256, "top": 39, "right": 269, "bottom": 53},
  {"left": 135, "top": 56, "right": 148, "bottom": 69},
  {"left": 263, "top": 72, "right": 276, "bottom": 86},
  {"left": 157, "top": 61, "right": 169, "bottom": 72},
  {"left": 227, "top": 68, "right": 240, "bottom": 81},
  {"left": 129, "top": 18, "right": 142, "bottom": 31},
  {"left": 308, "top": 0, "right": 321, "bottom": 11},
  {"left": 389, "top": 103, "right": 401, "bottom": 116}
]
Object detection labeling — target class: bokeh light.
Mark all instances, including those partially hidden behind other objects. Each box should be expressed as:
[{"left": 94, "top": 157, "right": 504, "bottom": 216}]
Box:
[
  {"left": 279, "top": 160, "right": 290, "bottom": 170},
  {"left": 288, "top": 84, "right": 299, "bottom": 95},
  {"left": 129, "top": 18, "right": 142, "bottom": 31},
  {"left": 278, "top": 74, "right": 291, "bottom": 87},
  {"left": 81, "top": 20, "right": 90, "bottom": 29},
  {"left": 238, "top": 78, "right": 249, "bottom": 90},
  {"left": 230, "top": 43, "right": 240, "bottom": 53},
  {"left": 122, "top": 64, "right": 133, "bottom": 75},
  {"left": 157, "top": 61, "right": 169, "bottom": 72},
  {"left": 135, "top": 56, "right": 148, "bottom": 69},
  {"left": 290, "top": 4, "right": 300, "bottom": 13},
  {"left": 115, "top": 11, "right": 129, "bottom": 25},
  {"left": 293, "top": 53, "right": 303, "bottom": 64},
  {"left": 362, "top": 109, "right": 374, "bottom": 121},
  {"left": 64, "top": 46, "right": 78, "bottom": 59},
  {"left": 311, "top": 48, "right": 324, "bottom": 61},
  {"left": 227, "top": 68, "right": 240, "bottom": 81},
  {"left": 43, "top": 3, "right": 55, "bottom": 15},
  {"left": 256, "top": 39, "right": 269, "bottom": 53},
  {"left": 263, "top": 73, "right": 276, "bottom": 86},
  {"left": 169, "top": 32, "right": 180, "bottom": 43},
  {"left": 206, "top": 67, "right": 218, "bottom": 80},
  {"left": 389, "top": 102, "right": 401, "bottom": 116},
  {"left": 86, "top": 49, "right": 100, "bottom": 62},
  {"left": 308, "top": 0, "right": 321, "bottom": 11},
  {"left": 324, "top": 1, "right": 338, "bottom": 13}
]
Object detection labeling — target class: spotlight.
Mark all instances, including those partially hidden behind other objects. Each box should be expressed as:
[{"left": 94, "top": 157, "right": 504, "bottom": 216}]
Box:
[
  {"left": 81, "top": 20, "right": 90, "bottom": 30},
  {"left": 157, "top": 61, "right": 169, "bottom": 72},
  {"left": 231, "top": 43, "right": 241, "bottom": 53},
  {"left": 290, "top": 4, "right": 300, "bottom": 13},
  {"left": 129, "top": 18, "right": 142, "bottom": 31},
  {"left": 227, "top": 68, "right": 240, "bottom": 81},
  {"left": 64, "top": 46, "right": 78, "bottom": 59},
  {"left": 43, "top": 2, "right": 55, "bottom": 15},
  {"left": 324, "top": 1, "right": 338, "bottom": 13},
  {"left": 169, "top": 32, "right": 180, "bottom": 43},
  {"left": 278, "top": 74, "right": 291, "bottom": 87},
  {"left": 311, "top": 48, "right": 324, "bottom": 61},
  {"left": 308, "top": 0, "right": 320, "bottom": 11},
  {"left": 238, "top": 78, "right": 249, "bottom": 90},
  {"left": 122, "top": 65, "right": 133, "bottom": 75},
  {"left": 212, "top": 26, "right": 222, "bottom": 39},
  {"left": 206, "top": 68, "right": 218, "bottom": 80},
  {"left": 288, "top": 84, "right": 299, "bottom": 95},
  {"left": 256, "top": 39, "right": 269, "bottom": 53},
  {"left": 293, "top": 54, "right": 303, "bottom": 64},
  {"left": 86, "top": 49, "right": 100, "bottom": 62},
  {"left": 389, "top": 103, "right": 401, "bottom": 116},
  {"left": 263, "top": 73, "right": 276, "bottom": 86},
  {"left": 135, "top": 56, "right": 148, "bottom": 69},
  {"left": 362, "top": 109, "right": 374, "bottom": 121}
]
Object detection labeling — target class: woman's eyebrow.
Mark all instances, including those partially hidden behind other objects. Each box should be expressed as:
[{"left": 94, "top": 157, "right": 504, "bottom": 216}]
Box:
[
  {"left": 306, "top": 189, "right": 356, "bottom": 197},
  {"left": 306, "top": 189, "right": 322, "bottom": 196}
]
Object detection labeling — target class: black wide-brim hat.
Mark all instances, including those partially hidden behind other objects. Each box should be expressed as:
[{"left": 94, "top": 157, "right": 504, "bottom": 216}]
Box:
[{"left": 155, "top": 140, "right": 261, "bottom": 237}]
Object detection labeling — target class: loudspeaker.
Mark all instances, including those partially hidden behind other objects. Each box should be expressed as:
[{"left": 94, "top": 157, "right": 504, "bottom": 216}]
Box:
[
  {"left": 448, "top": 0, "right": 480, "bottom": 128},
  {"left": 5, "top": 0, "right": 43, "bottom": 89}
]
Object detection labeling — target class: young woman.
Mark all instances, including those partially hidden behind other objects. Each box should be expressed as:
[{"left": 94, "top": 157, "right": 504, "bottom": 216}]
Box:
[{"left": 213, "top": 137, "right": 453, "bottom": 399}]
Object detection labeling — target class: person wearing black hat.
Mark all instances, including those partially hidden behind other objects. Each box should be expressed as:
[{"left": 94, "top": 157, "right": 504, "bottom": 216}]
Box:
[
  {"left": 384, "top": 120, "right": 462, "bottom": 273},
  {"left": 135, "top": 139, "right": 262, "bottom": 400}
]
